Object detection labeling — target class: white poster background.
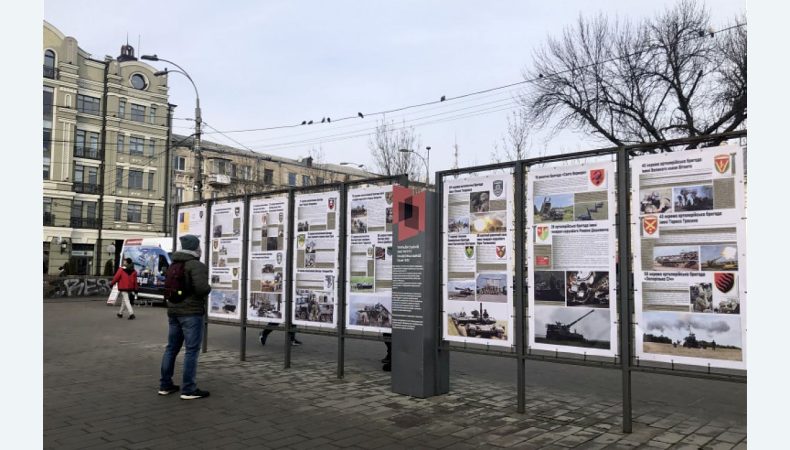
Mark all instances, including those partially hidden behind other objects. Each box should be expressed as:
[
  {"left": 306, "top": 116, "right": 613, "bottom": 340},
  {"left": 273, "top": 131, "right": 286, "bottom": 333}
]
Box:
[
  {"left": 293, "top": 191, "right": 340, "bottom": 329},
  {"left": 631, "top": 146, "right": 746, "bottom": 370},
  {"left": 345, "top": 185, "right": 394, "bottom": 333},
  {"left": 526, "top": 162, "right": 618, "bottom": 357},
  {"left": 176, "top": 204, "right": 207, "bottom": 263},
  {"left": 442, "top": 175, "right": 514, "bottom": 347},
  {"left": 208, "top": 200, "right": 244, "bottom": 321},
  {"left": 247, "top": 195, "right": 289, "bottom": 325}
]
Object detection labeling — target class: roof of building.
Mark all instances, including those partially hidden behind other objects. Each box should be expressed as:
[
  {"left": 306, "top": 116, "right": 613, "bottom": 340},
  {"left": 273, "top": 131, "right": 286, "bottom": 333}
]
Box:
[{"left": 171, "top": 133, "right": 376, "bottom": 178}]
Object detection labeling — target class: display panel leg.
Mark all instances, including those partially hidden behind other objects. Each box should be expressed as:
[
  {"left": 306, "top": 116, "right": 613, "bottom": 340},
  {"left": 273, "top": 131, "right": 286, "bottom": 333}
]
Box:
[{"left": 617, "top": 147, "right": 633, "bottom": 434}]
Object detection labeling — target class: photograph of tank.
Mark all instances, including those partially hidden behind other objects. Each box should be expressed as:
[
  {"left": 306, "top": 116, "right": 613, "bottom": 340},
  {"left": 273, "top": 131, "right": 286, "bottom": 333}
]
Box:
[
  {"left": 533, "top": 270, "right": 565, "bottom": 303},
  {"left": 209, "top": 290, "right": 239, "bottom": 316},
  {"left": 470, "top": 211, "right": 506, "bottom": 234},
  {"left": 350, "top": 276, "right": 374, "bottom": 292},
  {"left": 690, "top": 282, "right": 714, "bottom": 313},
  {"left": 672, "top": 185, "right": 714, "bottom": 212},
  {"left": 470, "top": 191, "right": 490, "bottom": 212},
  {"left": 348, "top": 294, "right": 391, "bottom": 328},
  {"left": 642, "top": 311, "right": 742, "bottom": 361},
  {"left": 533, "top": 194, "right": 574, "bottom": 222},
  {"left": 447, "top": 302, "right": 507, "bottom": 340},
  {"left": 652, "top": 245, "right": 700, "bottom": 271},
  {"left": 573, "top": 201, "right": 608, "bottom": 221},
  {"left": 700, "top": 244, "right": 738, "bottom": 271},
  {"left": 639, "top": 188, "right": 673, "bottom": 214},
  {"left": 533, "top": 305, "right": 610, "bottom": 349},
  {"left": 448, "top": 216, "right": 470, "bottom": 233},
  {"left": 476, "top": 273, "right": 507, "bottom": 303},
  {"left": 248, "top": 292, "right": 282, "bottom": 319},
  {"left": 447, "top": 279, "right": 476, "bottom": 300},
  {"left": 294, "top": 289, "right": 334, "bottom": 323},
  {"left": 566, "top": 271, "right": 609, "bottom": 308}
]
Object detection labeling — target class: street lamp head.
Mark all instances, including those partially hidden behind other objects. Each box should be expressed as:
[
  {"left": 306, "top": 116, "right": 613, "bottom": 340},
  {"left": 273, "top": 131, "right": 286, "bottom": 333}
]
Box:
[
  {"left": 426, "top": 146, "right": 431, "bottom": 151},
  {"left": 398, "top": 148, "right": 411, "bottom": 153},
  {"left": 141, "top": 54, "right": 159, "bottom": 61}
]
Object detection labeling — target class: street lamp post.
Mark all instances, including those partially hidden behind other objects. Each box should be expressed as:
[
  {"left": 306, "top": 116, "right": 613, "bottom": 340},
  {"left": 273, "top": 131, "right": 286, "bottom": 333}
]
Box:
[
  {"left": 398, "top": 146, "right": 431, "bottom": 186},
  {"left": 142, "top": 54, "right": 203, "bottom": 200}
]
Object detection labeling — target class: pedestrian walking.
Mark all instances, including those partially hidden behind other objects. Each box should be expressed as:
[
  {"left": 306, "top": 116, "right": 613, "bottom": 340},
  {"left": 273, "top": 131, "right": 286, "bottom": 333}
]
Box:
[
  {"left": 259, "top": 324, "right": 301, "bottom": 346},
  {"left": 110, "top": 258, "right": 138, "bottom": 320},
  {"left": 158, "top": 235, "right": 212, "bottom": 400}
]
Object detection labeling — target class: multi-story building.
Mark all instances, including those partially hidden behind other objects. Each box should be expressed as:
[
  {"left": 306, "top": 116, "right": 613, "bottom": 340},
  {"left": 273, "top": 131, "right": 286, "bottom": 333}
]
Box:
[
  {"left": 43, "top": 21, "right": 171, "bottom": 275},
  {"left": 169, "top": 134, "right": 373, "bottom": 225}
]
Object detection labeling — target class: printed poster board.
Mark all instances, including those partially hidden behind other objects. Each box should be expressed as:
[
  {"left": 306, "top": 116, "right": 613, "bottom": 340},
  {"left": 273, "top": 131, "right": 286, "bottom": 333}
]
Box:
[
  {"left": 345, "top": 185, "right": 394, "bottom": 333},
  {"left": 292, "top": 191, "right": 340, "bottom": 329},
  {"left": 176, "top": 204, "right": 207, "bottom": 264},
  {"left": 526, "top": 162, "right": 618, "bottom": 357},
  {"left": 208, "top": 200, "right": 244, "bottom": 321},
  {"left": 442, "top": 175, "right": 514, "bottom": 347},
  {"left": 631, "top": 146, "right": 746, "bottom": 370},
  {"left": 246, "top": 195, "right": 288, "bottom": 325}
]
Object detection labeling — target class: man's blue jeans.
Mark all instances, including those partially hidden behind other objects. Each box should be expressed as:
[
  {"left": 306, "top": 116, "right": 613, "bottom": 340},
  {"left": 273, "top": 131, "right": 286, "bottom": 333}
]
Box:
[{"left": 160, "top": 314, "right": 204, "bottom": 394}]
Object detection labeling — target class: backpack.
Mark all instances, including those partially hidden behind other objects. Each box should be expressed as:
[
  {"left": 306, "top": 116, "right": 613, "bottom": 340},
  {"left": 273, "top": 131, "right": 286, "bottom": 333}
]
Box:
[{"left": 164, "top": 262, "right": 189, "bottom": 303}]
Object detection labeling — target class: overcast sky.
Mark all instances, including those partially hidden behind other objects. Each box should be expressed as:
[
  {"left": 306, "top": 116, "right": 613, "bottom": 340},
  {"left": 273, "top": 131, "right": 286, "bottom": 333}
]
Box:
[{"left": 44, "top": 0, "right": 745, "bottom": 179}]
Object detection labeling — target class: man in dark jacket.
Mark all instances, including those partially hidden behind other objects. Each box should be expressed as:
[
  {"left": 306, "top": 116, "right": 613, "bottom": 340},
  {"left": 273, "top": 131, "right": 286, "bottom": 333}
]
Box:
[{"left": 159, "top": 235, "right": 212, "bottom": 400}]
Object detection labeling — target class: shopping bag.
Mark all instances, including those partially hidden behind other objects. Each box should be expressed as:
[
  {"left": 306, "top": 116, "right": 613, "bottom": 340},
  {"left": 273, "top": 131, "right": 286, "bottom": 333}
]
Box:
[{"left": 107, "top": 286, "right": 119, "bottom": 306}]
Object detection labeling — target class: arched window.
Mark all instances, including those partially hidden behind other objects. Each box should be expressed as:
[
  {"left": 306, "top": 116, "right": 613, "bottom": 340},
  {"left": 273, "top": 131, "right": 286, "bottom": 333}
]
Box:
[{"left": 44, "top": 50, "right": 56, "bottom": 78}]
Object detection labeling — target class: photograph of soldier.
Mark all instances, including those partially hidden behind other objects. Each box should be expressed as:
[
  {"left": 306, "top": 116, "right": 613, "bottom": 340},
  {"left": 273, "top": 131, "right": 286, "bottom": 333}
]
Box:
[
  {"left": 672, "top": 185, "right": 714, "bottom": 212},
  {"left": 639, "top": 188, "right": 673, "bottom": 214},
  {"left": 470, "top": 191, "right": 490, "bottom": 212},
  {"left": 690, "top": 282, "right": 714, "bottom": 313}
]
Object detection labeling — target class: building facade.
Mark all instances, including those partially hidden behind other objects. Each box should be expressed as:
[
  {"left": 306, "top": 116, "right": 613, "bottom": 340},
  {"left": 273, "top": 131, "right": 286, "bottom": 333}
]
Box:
[
  {"left": 169, "top": 135, "right": 373, "bottom": 227},
  {"left": 43, "top": 21, "right": 171, "bottom": 275}
]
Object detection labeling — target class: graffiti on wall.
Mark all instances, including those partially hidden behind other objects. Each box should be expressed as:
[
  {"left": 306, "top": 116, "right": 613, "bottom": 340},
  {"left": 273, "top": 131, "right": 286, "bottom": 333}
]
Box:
[{"left": 43, "top": 276, "right": 112, "bottom": 298}]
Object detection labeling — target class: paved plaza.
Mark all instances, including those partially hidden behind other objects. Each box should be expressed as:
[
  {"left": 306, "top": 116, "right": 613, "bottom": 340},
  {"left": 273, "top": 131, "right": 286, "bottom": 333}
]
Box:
[{"left": 44, "top": 299, "right": 746, "bottom": 449}]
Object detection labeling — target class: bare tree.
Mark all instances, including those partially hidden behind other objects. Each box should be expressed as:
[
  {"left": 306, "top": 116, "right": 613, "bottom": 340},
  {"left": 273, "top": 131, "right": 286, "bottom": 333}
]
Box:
[
  {"left": 368, "top": 119, "right": 425, "bottom": 182},
  {"left": 491, "top": 109, "right": 533, "bottom": 163},
  {"left": 521, "top": 0, "right": 746, "bottom": 149}
]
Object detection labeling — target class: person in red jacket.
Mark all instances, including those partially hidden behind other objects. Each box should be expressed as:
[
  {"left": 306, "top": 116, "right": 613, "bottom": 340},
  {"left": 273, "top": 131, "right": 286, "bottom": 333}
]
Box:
[{"left": 110, "top": 258, "right": 139, "bottom": 320}]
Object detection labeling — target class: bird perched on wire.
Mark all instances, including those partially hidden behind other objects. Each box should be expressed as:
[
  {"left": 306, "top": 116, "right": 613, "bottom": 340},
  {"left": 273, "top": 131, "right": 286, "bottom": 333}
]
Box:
[
  {"left": 327, "top": 117, "right": 331, "bottom": 123},
  {"left": 307, "top": 120, "right": 313, "bottom": 125},
  {"left": 301, "top": 120, "right": 307, "bottom": 125},
  {"left": 358, "top": 112, "right": 364, "bottom": 118},
  {"left": 321, "top": 118, "right": 326, "bottom": 123},
  {"left": 440, "top": 95, "right": 446, "bottom": 102}
]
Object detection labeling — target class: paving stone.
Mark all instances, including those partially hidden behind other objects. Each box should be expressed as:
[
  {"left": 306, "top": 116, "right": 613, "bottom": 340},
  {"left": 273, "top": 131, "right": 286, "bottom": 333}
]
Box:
[{"left": 715, "top": 431, "right": 746, "bottom": 444}]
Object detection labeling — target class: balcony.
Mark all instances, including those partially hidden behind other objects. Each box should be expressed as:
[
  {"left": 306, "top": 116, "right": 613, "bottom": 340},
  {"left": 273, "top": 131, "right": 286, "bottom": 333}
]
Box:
[
  {"left": 43, "top": 212, "right": 55, "bottom": 226},
  {"left": 70, "top": 217, "right": 100, "bottom": 229},
  {"left": 74, "top": 147, "right": 102, "bottom": 160},
  {"left": 43, "top": 65, "right": 58, "bottom": 79},
  {"left": 72, "top": 182, "right": 101, "bottom": 194},
  {"left": 208, "top": 174, "right": 232, "bottom": 185}
]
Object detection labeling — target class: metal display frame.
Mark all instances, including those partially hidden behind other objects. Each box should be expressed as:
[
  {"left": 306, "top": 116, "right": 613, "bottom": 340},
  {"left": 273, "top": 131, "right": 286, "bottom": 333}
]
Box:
[{"left": 434, "top": 130, "right": 747, "bottom": 433}]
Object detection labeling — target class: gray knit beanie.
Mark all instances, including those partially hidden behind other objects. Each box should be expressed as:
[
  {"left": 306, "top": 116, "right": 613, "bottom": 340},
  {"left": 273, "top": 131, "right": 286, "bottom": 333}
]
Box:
[{"left": 180, "top": 234, "right": 201, "bottom": 251}]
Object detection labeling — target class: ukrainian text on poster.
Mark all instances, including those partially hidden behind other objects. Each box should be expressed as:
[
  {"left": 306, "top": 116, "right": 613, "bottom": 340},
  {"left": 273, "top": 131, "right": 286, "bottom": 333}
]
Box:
[
  {"left": 443, "top": 175, "right": 514, "bottom": 347},
  {"left": 346, "top": 185, "right": 394, "bottom": 332},
  {"left": 527, "top": 162, "right": 618, "bottom": 357},
  {"left": 208, "top": 201, "right": 244, "bottom": 321},
  {"left": 293, "top": 191, "right": 340, "bottom": 328},
  {"left": 631, "top": 146, "right": 746, "bottom": 370},
  {"left": 247, "top": 195, "right": 288, "bottom": 325},
  {"left": 176, "top": 204, "right": 207, "bottom": 264}
]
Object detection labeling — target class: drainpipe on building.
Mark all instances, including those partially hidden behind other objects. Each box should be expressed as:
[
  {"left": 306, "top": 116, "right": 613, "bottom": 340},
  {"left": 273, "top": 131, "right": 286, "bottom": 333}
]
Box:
[
  {"left": 163, "top": 103, "right": 175, "bottom": 235},
  {"left": 95, "top": 58, "right": 110, "bottom": 276}
]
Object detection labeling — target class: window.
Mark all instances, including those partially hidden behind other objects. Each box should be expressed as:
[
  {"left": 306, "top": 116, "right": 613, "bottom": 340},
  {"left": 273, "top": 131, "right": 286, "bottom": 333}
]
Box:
[
  {"left": 44, "top": 198, "right": 53, "bottom": 226},
  {"left": 316, "top": 177, "right": 325, "bottom": 185},
  {"left": 230, "top": 163, "right": 237, "bottom": 178},
  {"left": 43, "top": 87, "right": 54, "bottom": 126},
  {"left": 43, "top": 129, "right": 51, "bottom": 180},
  {"left": 264, "top": 169, "right": 274, "bottom": 185},
  {"left": 74, "top": 165, "right": 98, "bottom": 185},
  {"left": 71, "top": 200, "right": 82, "bottom": 219},
  {"left": 118, "top": 98, "right": 126, "bottom": 119},
  {"left": 147, "top": 204, "right": 154, "bottom": 224},
  {"left": 174, "top": 156, "right": 186, "bottom": 171},
  {"left": 129, "top": 137, "right": 144, "bottom": 155},
  {"left": 212, "top": 159, "right": 228, "bottom": 175},
  {"left": 149, "top": 138, "right": 155, "bottom": 156},
  {"left": 117, "top": 134, "right": 124, "bottom": 153},
  {"left": 148, "top": 172, "right": 155, "bottom": 191},
  {"left": 75, "top": 130, "right": 100, "bottom": 158},
  {"left": 175, "top": 187, "right": 184, "bottom": 204},
  {"left": 239, "top": 165, "right": 252, "bottom": 180},
  {"left": 44, "top": 50, "right": 56, "bottom": 78},
  {"left": 288, "top": 173, "right": 296, "bottom": 186},
  {"left": 130, "top": 104, "right": 145, "bottom": 122},
  {"left": 211, "top": 191, "right": 218, "bottom": 199},
  {"left": 116, "top": 168, "right": 124, "bottom": 187},
  {"left": 77, "top": 94, "right": 100, "bottom": 115},
  {"left": 128, "top": 170, "right": 143, "bottom": 190},
  {"left": 127, "top": 202, "right": 142, "bottom": 223},
  {"left": 130, "top": 74, "right": 147, "bottom": 90},
  {"left": 114, "top": 200, "right": 123, "bottom": 221},
  {"left": 149, "top": 106, "right": 157, "bottom": 124},
  {"left": 302, "top": 175, "right": 311, "bottom": 186}
]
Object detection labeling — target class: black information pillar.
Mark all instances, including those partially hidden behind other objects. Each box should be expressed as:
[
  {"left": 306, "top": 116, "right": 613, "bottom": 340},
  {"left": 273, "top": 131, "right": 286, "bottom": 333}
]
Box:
[{"left": 391, "top": 186, "right": 449, "bottom": 397}]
